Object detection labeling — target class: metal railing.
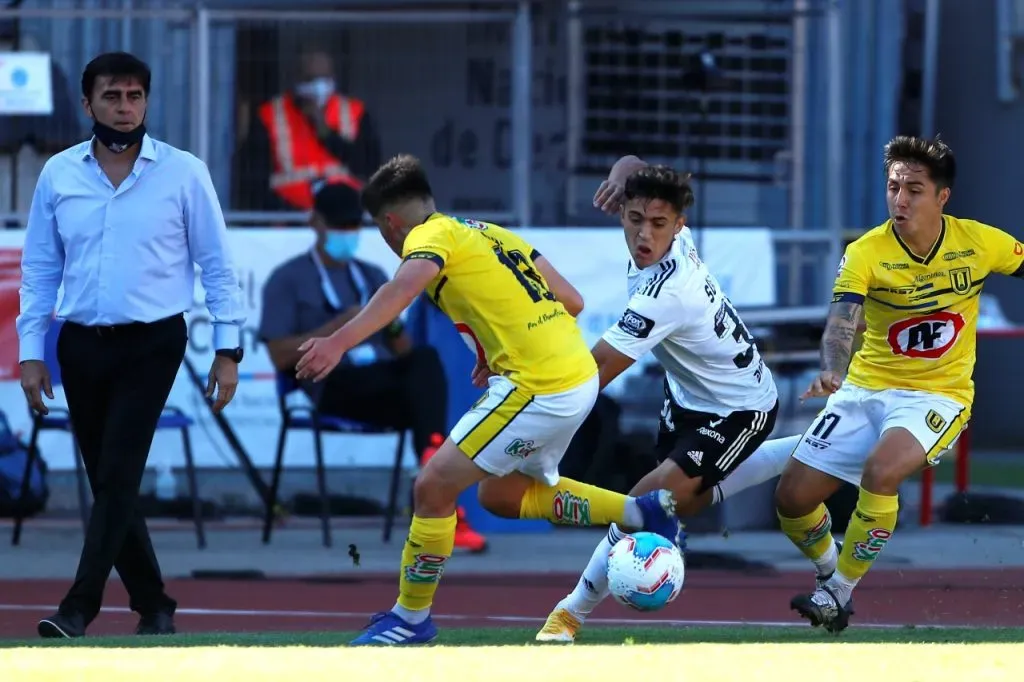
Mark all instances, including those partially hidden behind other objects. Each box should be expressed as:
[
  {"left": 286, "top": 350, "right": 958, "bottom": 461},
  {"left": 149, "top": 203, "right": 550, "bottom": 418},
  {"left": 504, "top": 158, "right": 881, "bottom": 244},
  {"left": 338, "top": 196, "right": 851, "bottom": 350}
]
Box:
[
  {"left": 0, "top": 0, "right": 845, "bottom": 307},
  {"left": 0, "top": 1, "right": 528, "bottom": 226}
]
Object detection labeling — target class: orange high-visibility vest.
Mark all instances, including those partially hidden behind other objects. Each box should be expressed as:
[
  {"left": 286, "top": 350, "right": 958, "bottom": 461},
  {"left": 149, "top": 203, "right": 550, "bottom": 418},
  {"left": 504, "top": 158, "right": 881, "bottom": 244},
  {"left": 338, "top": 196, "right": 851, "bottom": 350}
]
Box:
[{"left": 257, "top": 93, "right": 365, "bottom": 210}]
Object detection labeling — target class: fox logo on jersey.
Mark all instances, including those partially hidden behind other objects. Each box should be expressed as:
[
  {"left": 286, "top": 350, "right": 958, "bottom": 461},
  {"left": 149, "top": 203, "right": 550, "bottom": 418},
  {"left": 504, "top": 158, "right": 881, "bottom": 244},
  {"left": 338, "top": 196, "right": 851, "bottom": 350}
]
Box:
[
  {"left": 618, "top": 308, "right": 655, "bottom": 339},
  {"left": 886, "top": 311, "right": 965, "bottom": 359}
]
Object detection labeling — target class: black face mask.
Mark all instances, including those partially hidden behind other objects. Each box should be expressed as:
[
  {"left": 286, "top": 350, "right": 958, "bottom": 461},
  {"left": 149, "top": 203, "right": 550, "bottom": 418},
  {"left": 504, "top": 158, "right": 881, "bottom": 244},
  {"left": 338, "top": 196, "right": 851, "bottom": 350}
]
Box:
[{"left": 92, "top": 120, "right": 146, "bottom": 154}]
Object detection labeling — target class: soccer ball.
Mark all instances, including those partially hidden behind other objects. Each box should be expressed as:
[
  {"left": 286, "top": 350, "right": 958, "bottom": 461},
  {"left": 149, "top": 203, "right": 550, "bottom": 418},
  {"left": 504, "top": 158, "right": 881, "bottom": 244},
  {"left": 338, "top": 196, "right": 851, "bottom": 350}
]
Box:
[{"left": 607, "top": 532, "right": 685, "bottom": 612}]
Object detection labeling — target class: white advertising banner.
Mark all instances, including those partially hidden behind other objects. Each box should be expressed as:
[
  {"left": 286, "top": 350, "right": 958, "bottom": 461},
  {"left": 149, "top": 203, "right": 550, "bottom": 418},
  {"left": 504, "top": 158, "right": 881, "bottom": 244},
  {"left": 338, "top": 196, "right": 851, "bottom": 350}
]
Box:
[
  {"left": 0, "top": 226, "right": 775, "bottom": 471},
  {"left": 0, "top": 52, "right": 54, "bottom": 115}
]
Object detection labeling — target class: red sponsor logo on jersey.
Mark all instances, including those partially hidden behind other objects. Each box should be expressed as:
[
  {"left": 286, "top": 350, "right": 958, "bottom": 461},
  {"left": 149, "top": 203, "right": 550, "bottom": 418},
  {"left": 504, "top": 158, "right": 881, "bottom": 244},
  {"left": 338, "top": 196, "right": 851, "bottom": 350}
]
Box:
[
  {"left": 454, "top": 322, "right": 486, "bottom": 365},
  {"left": 886, "top": 311, "right": 965, "bottom": 359}
]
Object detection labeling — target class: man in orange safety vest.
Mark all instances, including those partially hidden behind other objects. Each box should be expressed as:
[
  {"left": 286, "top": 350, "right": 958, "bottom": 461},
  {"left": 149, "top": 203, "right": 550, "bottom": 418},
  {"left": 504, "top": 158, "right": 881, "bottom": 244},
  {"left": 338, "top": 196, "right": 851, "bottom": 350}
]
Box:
[{"left": 238, "top": 47, "right": 382, "bottom": 212}]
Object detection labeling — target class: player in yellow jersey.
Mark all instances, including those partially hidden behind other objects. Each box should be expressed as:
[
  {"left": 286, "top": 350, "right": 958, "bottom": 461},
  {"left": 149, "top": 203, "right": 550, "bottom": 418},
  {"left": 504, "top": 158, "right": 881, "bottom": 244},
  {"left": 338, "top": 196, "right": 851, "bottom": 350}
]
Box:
[
  {"left": 776, "top": 136, "right": 1024, "bottom": 633},
  {"left": 295, "top": 154, "right": 683, "bottom": 646}
]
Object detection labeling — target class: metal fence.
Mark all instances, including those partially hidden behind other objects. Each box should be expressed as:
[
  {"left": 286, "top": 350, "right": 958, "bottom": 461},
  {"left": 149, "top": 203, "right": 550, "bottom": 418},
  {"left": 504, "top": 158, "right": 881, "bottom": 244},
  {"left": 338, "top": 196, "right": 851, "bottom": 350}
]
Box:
[
  {"left": 0, "top": 0, "right": 849, "bottom": 308},
  {"left": 1, "top": 1, "right": 530, "bottom": 227}
]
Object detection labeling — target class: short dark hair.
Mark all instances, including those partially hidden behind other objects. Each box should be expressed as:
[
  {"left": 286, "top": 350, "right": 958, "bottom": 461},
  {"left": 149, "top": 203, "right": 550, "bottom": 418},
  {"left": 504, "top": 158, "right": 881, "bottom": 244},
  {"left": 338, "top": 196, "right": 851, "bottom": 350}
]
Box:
[
  {"left": 81, "top": 52, "right": 151, "bottom": 100},
  {"left": 622, "top": 165, "right": 695, "bottom": 214},
  {"left": 361, "top": 154, "right": 434, "bottom": 216},
  {"left": 313, "top": 181, "right": 363, "bottom": 227},
  {"left": 883, "top": 135, "right": 956, "bottom": 190}
]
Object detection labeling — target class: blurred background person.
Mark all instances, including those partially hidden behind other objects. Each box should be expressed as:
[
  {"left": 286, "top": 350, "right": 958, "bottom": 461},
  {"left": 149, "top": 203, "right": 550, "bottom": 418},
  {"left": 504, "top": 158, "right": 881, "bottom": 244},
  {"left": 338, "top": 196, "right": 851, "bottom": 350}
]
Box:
[
  {"left": 0, "top": 15, "right": 81, "bottom": 227},
  {"left": 257, "top": 181, "right": 486, "bottom": 552},
  {"left": 234, "top": 46, "right": 382, "bottom": 213}
]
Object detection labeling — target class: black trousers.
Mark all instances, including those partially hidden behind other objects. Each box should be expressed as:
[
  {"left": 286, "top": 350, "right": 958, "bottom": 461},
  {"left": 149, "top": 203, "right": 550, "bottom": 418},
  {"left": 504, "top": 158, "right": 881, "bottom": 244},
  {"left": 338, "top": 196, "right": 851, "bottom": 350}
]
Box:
[
  {"left": 317, "top": 346, "right": 448, "bottom": 459},
  {"left": 56, "top": 314, "right": 186, "bottom": 624}
]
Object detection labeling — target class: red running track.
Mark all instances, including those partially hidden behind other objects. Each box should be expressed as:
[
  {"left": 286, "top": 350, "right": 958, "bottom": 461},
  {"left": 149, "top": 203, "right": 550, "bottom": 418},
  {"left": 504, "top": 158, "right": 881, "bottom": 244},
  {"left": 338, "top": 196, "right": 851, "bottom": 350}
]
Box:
[{"left": 1, "top": 569, "right": 1022, "bottom": 639}]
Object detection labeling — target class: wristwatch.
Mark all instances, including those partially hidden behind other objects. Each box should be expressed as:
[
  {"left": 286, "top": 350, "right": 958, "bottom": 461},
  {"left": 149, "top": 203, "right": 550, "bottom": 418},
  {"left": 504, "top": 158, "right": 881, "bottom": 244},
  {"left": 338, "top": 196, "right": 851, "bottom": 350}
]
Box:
[{"left": 215, "top": 347, "right": 244, "bottom": 363}]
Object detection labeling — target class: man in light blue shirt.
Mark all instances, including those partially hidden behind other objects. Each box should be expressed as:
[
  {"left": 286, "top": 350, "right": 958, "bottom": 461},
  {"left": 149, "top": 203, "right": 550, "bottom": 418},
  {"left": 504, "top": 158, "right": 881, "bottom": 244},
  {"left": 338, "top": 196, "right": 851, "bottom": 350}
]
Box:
[{"left": 16, "top": 51, "right": 246, "bottom": 639}]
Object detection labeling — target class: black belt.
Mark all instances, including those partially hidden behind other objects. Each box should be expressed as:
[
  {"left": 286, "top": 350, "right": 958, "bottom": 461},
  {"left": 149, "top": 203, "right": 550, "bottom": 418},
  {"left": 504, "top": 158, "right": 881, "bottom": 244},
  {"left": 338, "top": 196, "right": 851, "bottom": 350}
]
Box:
[{"left": 65, "top": 313, "right": 184, "bottom": 337}]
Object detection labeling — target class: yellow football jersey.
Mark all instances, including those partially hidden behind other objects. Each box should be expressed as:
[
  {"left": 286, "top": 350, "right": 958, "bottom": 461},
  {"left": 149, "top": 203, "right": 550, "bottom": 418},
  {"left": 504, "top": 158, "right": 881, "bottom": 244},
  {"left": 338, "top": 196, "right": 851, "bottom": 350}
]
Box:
[
  {"left": 402, "top": 213, "right": 597, "bottom": 395},
  {"left": 833, "top": 215, "right": 1024, "bottom": 408}
]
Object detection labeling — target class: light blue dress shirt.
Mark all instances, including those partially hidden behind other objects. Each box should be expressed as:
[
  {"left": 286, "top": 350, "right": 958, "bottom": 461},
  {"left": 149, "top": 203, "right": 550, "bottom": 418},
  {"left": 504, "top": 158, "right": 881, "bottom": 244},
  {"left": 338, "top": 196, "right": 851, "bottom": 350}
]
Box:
[{"left": 16, "top": 134, "right": 246, "bottom": 362}]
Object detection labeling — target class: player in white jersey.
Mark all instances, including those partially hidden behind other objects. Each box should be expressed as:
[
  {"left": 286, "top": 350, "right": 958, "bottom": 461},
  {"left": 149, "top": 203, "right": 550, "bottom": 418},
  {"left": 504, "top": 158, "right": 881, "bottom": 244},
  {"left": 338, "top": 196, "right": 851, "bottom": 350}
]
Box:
[{"left": 535, "top": 163, "right": 791, "bottom": 643}]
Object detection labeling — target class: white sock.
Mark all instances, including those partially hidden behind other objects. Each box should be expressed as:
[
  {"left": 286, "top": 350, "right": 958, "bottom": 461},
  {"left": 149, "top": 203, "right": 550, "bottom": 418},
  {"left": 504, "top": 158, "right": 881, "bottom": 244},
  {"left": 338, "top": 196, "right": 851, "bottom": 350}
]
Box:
[
  {"left": 391, "top": 603, "right": 430, "bottom": 625},
  {"left": 622, "top": 499, "right": 643, "bottom": 529},
  {"left": 825, "top": 569, "right": 859, "bottom": 606},
  {"left": 559, "top": 524, "right": 625, "bottom": 617},
  {"left": 813, "top": 539, "right": 839, "bottom": 577},
  {"left": 714, "top": 434, "right": 802, "bottom": 504}
]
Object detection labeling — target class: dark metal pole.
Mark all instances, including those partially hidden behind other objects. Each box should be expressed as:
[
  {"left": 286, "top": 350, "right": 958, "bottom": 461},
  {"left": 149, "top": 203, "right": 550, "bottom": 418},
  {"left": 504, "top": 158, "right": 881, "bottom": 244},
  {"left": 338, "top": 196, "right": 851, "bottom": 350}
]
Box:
[
  {"left": 181, "top": 355, "right": 271, "bottom": 505},
  {"left": 695, "top": 95, "right": 709, "bottom": 255}
]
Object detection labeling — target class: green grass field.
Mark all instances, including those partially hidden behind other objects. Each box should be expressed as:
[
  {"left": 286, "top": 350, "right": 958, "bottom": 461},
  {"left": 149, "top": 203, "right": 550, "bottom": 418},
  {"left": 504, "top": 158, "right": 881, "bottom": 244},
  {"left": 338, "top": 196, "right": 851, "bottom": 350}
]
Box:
[{"left": 2, "top": 626, "right": 1023, "bottom": 682}]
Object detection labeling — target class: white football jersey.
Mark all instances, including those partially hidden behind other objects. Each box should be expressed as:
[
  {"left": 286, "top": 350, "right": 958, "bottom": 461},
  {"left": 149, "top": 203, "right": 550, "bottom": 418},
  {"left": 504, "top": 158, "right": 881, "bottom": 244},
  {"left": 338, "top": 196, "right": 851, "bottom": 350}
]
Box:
[{"left": 602, "top": 231, "right": 778, "bottom": 414}]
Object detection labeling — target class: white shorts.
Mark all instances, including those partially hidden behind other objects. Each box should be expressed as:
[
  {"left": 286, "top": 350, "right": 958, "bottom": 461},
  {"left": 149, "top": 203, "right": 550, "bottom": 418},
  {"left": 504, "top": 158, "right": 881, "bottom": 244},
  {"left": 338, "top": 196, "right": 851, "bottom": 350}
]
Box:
[
  {"left": 450, "top": 374, "right": 600, "bottom": 486},
  {"left": 791, "top": 383, "right": 969, "bottom": 486}
]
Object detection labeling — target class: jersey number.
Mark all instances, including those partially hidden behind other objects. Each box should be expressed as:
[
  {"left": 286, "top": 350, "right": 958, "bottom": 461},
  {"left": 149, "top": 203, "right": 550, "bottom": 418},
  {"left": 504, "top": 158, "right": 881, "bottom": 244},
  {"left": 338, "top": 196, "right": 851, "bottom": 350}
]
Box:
[
  {"left": 495, "top": 247, "right": 556, "bottom": 303},
  {"left": 811, "top": 412, "right": 841, "bottom": 441},
  {"left": 714, "top": 298, "right": 755, "bottom": 369}
]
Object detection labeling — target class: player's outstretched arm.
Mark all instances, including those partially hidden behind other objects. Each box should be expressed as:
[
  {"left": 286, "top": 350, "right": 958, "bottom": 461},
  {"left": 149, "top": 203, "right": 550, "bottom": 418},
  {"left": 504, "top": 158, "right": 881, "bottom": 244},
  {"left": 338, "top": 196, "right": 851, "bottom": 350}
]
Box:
[
  {"left": 802, "top": 300, "right": 862, "bottom": 399},
  {"left": 590, "top": 340, "right": 637, "bottom": 389},
  {"left": 329, "top": 258, "right": 439, "bottom": 351},
  {"left": 533, "top": 255, "right": 584, "bottom": 316},
  {"left": 295, "top": 258, "right": 439, "bottom": 381}
]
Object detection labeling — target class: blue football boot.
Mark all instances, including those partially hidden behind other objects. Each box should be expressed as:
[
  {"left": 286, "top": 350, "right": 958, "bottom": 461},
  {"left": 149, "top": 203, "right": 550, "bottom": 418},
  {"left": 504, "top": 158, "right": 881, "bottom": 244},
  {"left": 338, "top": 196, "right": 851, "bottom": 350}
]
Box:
[
  {"left": 634, "top": 489, "right": 687, "bottom": 551},
  {"left": 349, "top": 610, "right": 438, "bottom": 646}
]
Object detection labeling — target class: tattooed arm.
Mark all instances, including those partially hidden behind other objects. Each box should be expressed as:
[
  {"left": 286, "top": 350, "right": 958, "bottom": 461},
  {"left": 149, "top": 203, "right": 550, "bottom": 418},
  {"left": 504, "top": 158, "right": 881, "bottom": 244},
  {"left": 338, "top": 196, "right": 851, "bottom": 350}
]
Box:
[
  {"left": 821, "top": 301, "right": 862, "bottom": 375},
  {"left": 801, "top": 299, "right": 863, "bottom": 400},
  {"left": 803, "top": 241, "right": 870, "bottom": 401}
]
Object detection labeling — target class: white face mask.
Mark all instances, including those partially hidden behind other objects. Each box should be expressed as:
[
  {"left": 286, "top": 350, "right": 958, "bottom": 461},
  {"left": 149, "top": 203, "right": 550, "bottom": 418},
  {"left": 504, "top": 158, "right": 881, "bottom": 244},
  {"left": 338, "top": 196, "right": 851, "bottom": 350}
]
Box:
[{"left": 295, "top": 77, "right": 335, "bottom": 107}]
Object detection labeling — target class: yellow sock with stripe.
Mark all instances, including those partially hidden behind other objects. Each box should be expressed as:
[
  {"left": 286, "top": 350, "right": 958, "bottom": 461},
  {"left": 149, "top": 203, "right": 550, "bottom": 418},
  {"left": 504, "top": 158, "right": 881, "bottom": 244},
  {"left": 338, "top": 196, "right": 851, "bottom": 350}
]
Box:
[
  {"left": 393, "top": 512, "right": 457, "bottom": 624},
  {"left": 829, "top": 488, "right": 899, "bottom": 603},
  {"left": 777, "top": 503, "right": 839, "bottom": 576},
  {"left": 519, "top": 477, "right": 638, "bottom": 528}
]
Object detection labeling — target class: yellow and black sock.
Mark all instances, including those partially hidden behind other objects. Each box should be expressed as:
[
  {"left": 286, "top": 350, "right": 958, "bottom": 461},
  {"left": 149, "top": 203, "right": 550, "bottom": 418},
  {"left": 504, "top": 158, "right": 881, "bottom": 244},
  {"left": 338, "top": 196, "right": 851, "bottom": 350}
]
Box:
[{"left": 393, "top": 512, "right": 457, "bottom": 623}]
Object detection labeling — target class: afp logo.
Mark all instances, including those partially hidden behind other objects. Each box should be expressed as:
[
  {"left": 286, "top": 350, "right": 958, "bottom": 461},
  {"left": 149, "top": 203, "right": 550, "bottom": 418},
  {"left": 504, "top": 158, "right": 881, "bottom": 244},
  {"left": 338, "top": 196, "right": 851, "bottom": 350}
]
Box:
[
  {"left": 617, "top": 308, "right": 655, "bottom": 339},
  {"left": 886, "top": 311, "right": 965, "bottom": 359}
]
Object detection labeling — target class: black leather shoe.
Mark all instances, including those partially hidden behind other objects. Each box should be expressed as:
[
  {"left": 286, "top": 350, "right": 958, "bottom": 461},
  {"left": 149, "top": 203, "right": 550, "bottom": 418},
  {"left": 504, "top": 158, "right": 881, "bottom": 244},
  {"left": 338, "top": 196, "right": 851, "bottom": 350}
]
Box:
[
  {"left": 136, "top": 611, "right": 176, "bottom": 635},
  {"left": 38, "top": 612, "right": 86, "bottom": 639}
]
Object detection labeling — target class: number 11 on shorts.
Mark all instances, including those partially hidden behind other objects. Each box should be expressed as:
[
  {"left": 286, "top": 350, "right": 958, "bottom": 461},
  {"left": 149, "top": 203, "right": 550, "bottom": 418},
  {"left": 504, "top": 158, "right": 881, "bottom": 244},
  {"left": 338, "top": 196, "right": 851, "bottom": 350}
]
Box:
[{"left": 806, "top": 411, "right": 840, "bottom": 449}]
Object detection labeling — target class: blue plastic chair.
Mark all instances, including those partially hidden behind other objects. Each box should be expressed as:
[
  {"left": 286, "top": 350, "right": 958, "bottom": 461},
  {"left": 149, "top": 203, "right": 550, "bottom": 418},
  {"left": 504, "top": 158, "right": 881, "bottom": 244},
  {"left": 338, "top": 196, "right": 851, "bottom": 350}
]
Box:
[
  {"left": 261, "top": 372, "right": 408, "bottom": 548},
  {"left": 11, "top": 319, "right": 207, "bottom": 549}
]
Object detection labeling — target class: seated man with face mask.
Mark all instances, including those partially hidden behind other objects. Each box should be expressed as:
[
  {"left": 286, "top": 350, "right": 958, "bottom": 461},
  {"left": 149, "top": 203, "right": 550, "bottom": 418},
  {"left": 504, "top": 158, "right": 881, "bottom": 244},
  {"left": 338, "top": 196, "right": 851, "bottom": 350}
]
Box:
[{"left": 258, "top": 182, "right": 487, "bottom": 552}]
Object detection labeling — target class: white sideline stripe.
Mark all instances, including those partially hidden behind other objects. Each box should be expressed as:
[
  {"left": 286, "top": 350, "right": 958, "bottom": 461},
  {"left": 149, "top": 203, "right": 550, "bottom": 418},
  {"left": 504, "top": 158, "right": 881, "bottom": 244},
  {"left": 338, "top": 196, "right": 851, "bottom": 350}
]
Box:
[{"left": 0, "top": 604, "right": 989, "bottom": 630}]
